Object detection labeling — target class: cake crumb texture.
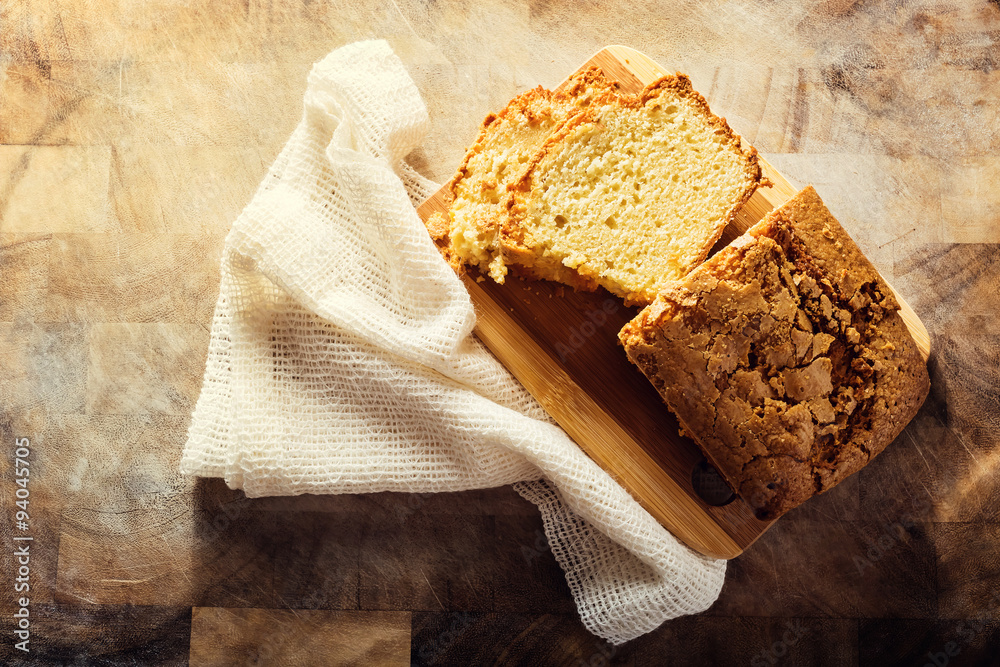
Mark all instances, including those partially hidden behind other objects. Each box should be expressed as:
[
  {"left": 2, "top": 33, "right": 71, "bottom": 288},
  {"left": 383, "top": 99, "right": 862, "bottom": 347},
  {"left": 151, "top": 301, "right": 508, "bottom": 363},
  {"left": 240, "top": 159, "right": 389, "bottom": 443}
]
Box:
[
  {"left": 429, "top": 68, "right": 621, "bottom": 288},
  {"left": 508, "top": 73, "right": 761, "bottom": 304}
]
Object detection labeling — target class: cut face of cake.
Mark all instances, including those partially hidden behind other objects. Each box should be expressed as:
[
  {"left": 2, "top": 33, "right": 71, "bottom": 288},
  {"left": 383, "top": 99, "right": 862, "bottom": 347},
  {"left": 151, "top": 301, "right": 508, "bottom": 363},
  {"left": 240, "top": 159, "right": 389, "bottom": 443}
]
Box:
[
  {"left": 619, "top": 186, "right": 930, "bottom": 520},
  {"left": 507, "top": 73, "right": 762, "bottom": 305},
  {"left": 429, "top": 69, "right": 763, "bottom": 305},
  {"left": 426, "top": 68, "right": 621, "bottom": 288}
]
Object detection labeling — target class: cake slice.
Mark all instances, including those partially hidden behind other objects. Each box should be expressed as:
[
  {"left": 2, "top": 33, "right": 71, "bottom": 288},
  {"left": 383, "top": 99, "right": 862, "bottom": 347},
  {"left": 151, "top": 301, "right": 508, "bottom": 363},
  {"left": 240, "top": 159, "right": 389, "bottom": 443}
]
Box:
[
  {"left": 619, "top": 186, "right": 930, "bottom": 520},
  {"left": 426, "top": 68, "right": 621, "bottom": 288},
  {"left": 505, "top": 73, "right": 762, "bottom": 304},
  {"left": 429, "top": 70, "right": 764, "bottom": 305}
]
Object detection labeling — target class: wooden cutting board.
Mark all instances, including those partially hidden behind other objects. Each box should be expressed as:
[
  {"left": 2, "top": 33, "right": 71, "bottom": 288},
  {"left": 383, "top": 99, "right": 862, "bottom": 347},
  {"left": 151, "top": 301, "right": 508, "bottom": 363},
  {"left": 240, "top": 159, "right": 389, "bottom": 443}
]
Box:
[{"left": 416, "top": 45, "right": 931, "bottom": 560}]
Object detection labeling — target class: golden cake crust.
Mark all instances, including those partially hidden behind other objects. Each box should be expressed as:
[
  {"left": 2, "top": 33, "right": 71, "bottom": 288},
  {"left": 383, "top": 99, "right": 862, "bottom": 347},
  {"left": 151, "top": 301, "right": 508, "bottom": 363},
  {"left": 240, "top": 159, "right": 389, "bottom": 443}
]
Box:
[{"left": 620, "top": 186, "right": 930, "bottom": 519}]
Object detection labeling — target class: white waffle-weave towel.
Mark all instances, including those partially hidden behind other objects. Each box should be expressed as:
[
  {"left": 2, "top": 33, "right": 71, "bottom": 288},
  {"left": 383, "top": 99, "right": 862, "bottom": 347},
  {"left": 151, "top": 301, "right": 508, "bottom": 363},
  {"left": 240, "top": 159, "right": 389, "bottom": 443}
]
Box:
[{"left": 180, "top": 39, "right": 725, "bottom": 644}]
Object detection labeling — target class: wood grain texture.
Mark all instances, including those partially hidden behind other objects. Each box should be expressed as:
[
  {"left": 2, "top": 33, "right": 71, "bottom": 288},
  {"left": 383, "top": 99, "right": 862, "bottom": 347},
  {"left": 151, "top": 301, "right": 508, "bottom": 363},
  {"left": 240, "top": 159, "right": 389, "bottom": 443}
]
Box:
[
  {"left": 189, "top": 608, "right": 411, "bottom": 667},
  {"left": 2, "top": 0, "right": 999, "bottom": 664}
]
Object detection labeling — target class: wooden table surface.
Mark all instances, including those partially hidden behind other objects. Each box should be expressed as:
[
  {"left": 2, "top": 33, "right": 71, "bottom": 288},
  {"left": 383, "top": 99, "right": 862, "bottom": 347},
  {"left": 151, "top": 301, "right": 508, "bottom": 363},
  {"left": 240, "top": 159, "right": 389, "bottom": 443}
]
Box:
[{"left": 2, "top": 1, "right": 999, "bottom": 665}]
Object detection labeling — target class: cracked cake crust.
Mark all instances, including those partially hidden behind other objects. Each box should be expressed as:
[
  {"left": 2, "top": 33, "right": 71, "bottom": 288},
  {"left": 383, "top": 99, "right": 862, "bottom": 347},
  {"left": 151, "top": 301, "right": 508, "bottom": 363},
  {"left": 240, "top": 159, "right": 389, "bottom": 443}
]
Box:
[{"left": 619, "top": 186, "right": 930, "bottom": 520}]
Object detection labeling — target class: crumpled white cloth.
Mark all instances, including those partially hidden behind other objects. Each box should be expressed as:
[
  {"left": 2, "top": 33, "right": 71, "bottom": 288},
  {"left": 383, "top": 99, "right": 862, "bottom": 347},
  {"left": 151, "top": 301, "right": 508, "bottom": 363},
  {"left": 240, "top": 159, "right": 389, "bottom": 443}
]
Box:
[{"left": 180, "top": 39, "right": 725, "bottom": 644}]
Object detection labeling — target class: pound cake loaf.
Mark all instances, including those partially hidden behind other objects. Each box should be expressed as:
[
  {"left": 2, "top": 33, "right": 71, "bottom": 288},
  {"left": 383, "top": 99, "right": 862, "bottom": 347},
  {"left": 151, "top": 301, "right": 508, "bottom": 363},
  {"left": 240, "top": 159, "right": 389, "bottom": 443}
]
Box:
[
  {"left": 619, "top": 186, "right": 930, "bottom": 520},
  {"left": 425, "top": 68, "right": 621, "bottom": 287},
  {"left": 429, "top": 69, "right": 763, "bottom": 305}
]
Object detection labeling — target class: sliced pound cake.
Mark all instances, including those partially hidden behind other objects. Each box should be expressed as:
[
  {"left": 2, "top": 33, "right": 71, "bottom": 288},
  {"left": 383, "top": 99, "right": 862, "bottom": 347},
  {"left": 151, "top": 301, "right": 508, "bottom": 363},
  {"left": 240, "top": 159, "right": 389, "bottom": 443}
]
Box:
[
  {"left": 428, "top": 70, "right": 763, "bottom": 304},
  {"left": 425, "top": 68, "right": 621, "bottom": 287},
  {"left": 619, "top": 186, "right": 930, "bottom": 520},
  {"left": 506, "top": 73, "right": 762, "bottom": 304}
]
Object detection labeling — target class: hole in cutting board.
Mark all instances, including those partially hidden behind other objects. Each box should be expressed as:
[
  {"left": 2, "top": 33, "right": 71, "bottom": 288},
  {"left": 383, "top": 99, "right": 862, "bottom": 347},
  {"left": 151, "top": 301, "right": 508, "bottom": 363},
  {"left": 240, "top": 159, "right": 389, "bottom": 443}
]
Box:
[{"left": 691, "top": 458, "right": 736, "bottom": 506}]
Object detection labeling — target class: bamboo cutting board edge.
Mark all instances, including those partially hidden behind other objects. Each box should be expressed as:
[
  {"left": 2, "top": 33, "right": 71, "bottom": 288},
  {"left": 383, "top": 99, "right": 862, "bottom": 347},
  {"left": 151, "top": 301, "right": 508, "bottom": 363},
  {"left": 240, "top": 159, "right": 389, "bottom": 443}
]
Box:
[{"left": 468, "top": 278, "right": 751, "bottom": 558}]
